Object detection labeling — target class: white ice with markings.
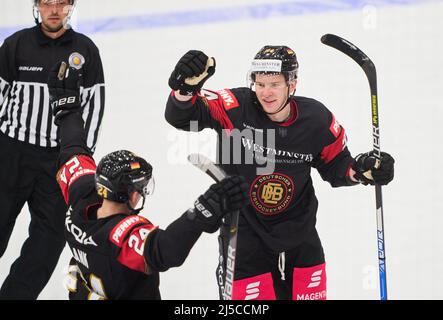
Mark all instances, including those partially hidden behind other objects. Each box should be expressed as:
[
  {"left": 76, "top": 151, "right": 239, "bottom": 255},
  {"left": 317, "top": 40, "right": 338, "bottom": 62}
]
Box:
[{"left": 1, "top": 0, "right": 442, "bottom": 300}]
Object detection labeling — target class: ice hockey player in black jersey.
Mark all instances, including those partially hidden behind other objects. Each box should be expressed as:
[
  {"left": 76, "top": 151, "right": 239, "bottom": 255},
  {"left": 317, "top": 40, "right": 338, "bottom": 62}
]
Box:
[
  {"left": 48, "top": 61, "right": 248, "bottom": 300},
  {"left": 165, "top": 47, "right": 395, "bottom": 300}
]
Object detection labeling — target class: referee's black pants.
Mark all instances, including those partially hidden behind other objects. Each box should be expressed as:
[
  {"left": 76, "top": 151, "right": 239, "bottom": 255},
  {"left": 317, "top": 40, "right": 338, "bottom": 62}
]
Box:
[{"left": 0, "top": 133, "right": 66, "bottom": 299}]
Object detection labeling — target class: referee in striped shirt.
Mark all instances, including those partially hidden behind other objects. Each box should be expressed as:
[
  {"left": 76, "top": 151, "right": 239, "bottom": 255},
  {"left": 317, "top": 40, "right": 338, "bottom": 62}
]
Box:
[{"left": 0, "top": 0, "right": 105, "bottom": 299}]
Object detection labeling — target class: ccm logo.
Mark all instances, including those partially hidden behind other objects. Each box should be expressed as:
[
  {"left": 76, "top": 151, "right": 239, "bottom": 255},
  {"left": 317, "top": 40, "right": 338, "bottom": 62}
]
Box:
[{"left": 52, "top": 96, "right": 77, "bottom": 107}]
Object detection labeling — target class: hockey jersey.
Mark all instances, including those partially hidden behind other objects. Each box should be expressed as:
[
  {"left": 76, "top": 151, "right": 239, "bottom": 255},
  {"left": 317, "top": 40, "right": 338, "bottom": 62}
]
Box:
[
  {"left": 57, "top": 153, "right": 202, "bottom": 299},
  {"left": 57, "top": 155, "right": 160, "bottom": 299},
  {"left": 165, "top": 88, "right": 355, "bottom": 252}
]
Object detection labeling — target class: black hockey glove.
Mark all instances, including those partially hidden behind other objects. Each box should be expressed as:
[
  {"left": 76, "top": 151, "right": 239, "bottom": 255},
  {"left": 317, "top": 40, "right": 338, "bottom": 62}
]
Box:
[
  {"left": 352, "top": 151, "right": 395, "bottom": 186},
  {"left": 48, "top": 61, "right": 82, "bottom": 126},
  {"left": 168, "top": 50, "right": 216, "bottom": 96},
  {"left": 188, "top": 175, "right": 248, "bottom": 233}
]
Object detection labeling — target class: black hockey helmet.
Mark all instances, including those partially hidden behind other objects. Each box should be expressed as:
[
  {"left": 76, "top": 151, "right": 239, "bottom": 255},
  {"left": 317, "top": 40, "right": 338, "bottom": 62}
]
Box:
[
  {"left": 250, "top": 45, "right": 299, "bottom": 82},
  {"left": 95, "top": 150, "right": 154, "bottom": 212}
]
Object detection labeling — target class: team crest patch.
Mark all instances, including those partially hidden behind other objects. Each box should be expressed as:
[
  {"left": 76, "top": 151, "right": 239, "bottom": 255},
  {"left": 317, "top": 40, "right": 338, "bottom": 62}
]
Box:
[
  {"left": 250, "top": 173, "right": 294, "bottom": 216},
  {"left": 69, "top": 52, "right": 85, "bottom": 70}
]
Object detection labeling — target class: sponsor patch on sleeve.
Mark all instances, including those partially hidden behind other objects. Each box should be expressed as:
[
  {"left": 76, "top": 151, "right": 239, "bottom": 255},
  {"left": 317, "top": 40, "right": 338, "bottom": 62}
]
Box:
[
  {"left": 329, "top": 113, "right": 341, "bottom": 138},
  {"left": 57, "top": 155, "right": 96, "bottom": 203},
  {"left": 216, "top": 89, "right": 239, "bottom": 110},
  {"left": 109, "top": 215, "right": 152, "bottom": 246},
  {"left": 110, "top": 216, "right": 157, "bottom": 273},
  {"left": 320, "top": 129, "right": 347, "bottom": 164},
  {"left": 199, "top": 89, "right": 235, "bottom": 131}
]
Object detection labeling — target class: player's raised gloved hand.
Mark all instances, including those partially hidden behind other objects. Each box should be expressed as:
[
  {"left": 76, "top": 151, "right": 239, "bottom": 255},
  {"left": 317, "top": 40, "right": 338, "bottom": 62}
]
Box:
[
  {"left": 352, "top": 151, "right": 395, "bottom": 186},
  {"left": 188, "top": 175, "right": 248, "bottom": 233},
  {"left": 48, "top": 61, "right": 82, "bottom": 126},
  {"left": 168, "top": 50, "right": 216, "bottom": 96}
]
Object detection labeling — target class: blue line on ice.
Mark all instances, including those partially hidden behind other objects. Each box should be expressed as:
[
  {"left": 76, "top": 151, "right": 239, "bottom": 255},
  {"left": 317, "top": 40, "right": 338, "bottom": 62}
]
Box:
[{"left": 0, "top": 0, "right": 440, "bottom": 42}]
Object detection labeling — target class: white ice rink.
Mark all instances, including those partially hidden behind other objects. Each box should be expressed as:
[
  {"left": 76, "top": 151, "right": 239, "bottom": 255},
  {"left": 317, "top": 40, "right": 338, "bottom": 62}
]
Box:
[{"left": 1, "top": 0, "right": 442, "bottom": 300}]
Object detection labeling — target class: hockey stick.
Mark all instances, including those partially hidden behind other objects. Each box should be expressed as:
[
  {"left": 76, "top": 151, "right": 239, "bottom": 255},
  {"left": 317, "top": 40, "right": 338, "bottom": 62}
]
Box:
[
  {"left": 188, "top": 153, "right": 238, "bottom": 300},
  {"left": 321, "top": 34, "right": 388, "bottom": 300}
]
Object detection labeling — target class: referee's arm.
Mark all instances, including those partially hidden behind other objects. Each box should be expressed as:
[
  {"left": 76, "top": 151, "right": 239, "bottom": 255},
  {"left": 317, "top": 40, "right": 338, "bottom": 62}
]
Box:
[
  {"left": 80, "top": 46, "right": 105, "bottom": 154},
  {"left": 0, "top": 40, "right": 13, "bottom": 108}
]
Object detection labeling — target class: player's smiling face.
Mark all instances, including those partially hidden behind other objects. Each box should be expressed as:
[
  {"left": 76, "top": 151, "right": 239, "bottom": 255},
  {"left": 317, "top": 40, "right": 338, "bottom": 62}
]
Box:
[{"left": 254, "top": 73, "right": 296, "bottom": 114}]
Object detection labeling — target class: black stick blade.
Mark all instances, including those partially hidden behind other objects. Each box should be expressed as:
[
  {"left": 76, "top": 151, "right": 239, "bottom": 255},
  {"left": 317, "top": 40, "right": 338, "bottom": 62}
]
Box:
[{"left": 321, "top": 33, "right": 376, "bottom": 87}]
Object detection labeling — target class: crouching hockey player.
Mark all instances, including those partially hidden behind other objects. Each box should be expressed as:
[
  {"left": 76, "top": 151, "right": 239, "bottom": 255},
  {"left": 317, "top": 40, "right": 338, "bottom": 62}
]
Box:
[{"left": 48, "top": 62, "right": 248, "bottom": 299}]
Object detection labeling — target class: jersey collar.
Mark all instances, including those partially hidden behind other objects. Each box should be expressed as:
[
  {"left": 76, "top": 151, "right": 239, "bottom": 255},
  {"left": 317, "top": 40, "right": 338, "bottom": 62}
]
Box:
[{"left": 34, "top": 24, "right": 75, "bottom": 46}]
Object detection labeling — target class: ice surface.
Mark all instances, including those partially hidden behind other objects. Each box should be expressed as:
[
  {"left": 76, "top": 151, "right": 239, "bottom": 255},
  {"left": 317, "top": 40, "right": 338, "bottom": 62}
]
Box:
[{"left": 1, "top": 0, "right": 442, "bottom": 300}]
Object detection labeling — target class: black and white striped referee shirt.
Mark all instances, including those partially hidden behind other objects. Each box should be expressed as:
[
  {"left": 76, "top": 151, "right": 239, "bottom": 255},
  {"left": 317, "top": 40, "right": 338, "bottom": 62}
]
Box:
[{"left": 0, "top": 25, "right": 105, "bottom": 152}]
